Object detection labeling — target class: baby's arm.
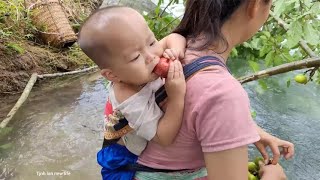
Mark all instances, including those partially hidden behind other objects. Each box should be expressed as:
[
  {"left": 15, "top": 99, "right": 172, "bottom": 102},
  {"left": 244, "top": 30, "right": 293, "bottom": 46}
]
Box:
[
  {"left": 159, "top": 33, "right": 186, "bottom": 61},
  {"left": 152, "top": 60, "right": 186, "bottom": 146}
]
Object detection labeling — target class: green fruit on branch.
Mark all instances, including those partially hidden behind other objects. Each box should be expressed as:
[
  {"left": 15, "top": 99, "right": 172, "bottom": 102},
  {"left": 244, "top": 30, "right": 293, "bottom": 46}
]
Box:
[
  {"left": 294, "top": 74, "right": 308, "bottom": 84},
  {"left": 248, "top": 162, "right": 258, "bottom": 173}
]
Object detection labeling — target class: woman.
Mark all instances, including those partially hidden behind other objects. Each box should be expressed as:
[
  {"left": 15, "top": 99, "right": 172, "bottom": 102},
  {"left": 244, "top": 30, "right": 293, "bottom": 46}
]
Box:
[{"left": 134, "top": 0, "right": 294, "bottom": 179}]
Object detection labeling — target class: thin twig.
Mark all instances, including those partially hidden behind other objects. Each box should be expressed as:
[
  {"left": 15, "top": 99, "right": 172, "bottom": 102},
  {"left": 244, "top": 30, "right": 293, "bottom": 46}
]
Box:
[
  {"left": 156, "top": 15, "right": 182, "bottom": 36},
  {"left": 159, "top": 0, "right": 174, "bottom": 17},
  {"left": 238, "top": 57, "right": 320, "bottom": 84}
]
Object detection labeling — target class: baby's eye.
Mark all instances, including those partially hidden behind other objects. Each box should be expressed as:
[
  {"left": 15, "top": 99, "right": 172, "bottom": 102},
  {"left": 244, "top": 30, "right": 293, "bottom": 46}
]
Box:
[
  {"left": 131, "top": 54, "right": 140, "bottom": 61},
  {"left": 149, "top": 41, "right": 156, "bottom": 46}
]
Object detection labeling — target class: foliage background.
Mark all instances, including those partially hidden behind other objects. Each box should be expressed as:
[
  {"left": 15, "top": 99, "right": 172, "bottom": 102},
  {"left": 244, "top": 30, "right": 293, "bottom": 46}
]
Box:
[{"left": 145, "top": 0, "right": 320, "bottom": 86}]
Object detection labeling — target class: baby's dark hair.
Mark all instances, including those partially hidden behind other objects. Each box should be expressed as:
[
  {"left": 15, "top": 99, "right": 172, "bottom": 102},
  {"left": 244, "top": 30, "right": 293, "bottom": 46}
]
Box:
[
  {"left": 174, "top": 0, "right": 270, "bottom": 51},
  {"left": 78, "top": 5, "right": 125, "bottom": 69}
]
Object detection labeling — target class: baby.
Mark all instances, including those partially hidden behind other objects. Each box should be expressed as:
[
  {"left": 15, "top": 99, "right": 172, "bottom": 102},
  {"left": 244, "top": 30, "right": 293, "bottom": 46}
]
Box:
[{"left": 78, "top": 6, "right": 186, "bottom": 180}]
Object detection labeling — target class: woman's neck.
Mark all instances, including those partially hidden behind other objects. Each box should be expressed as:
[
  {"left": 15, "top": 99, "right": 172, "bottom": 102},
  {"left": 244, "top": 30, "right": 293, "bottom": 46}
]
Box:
[
  {"left": 207, "top": 10, "right": 246, "bottom": 62},
  {"left": 208, "top": 24, "right": 240, "bottom": 63}
]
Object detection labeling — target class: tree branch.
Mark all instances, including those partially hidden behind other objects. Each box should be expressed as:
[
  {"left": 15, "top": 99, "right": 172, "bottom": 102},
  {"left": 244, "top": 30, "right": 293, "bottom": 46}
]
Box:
[
  {"left": 238, "top": 57, "right": 320, "bottom": 84},
  {"left": 269, "top": 11, "right": 317, "bottom": 58}
]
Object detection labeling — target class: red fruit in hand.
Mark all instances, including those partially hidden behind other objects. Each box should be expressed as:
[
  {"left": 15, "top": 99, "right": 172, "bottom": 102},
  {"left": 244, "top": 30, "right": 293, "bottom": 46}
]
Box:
[{"left": 153, "top": 57, "right": 170, "bottom": 78}]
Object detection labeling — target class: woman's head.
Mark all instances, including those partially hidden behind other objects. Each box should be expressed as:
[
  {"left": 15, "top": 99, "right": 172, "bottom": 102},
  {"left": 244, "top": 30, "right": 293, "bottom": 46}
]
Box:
[{"left": 174, "top": 0, "right": 272, "bottom": 51}]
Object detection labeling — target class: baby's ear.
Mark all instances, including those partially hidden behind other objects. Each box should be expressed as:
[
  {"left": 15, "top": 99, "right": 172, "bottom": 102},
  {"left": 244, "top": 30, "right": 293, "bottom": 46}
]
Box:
[{"left": 101, "top": 69, "right": 120, "bottom": 83}]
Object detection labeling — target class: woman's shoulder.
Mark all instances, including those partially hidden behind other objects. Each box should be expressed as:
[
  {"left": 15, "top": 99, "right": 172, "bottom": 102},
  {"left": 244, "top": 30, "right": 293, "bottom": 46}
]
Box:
[{"left": 187, "top": 66, "right": 245, "bottom": 98}]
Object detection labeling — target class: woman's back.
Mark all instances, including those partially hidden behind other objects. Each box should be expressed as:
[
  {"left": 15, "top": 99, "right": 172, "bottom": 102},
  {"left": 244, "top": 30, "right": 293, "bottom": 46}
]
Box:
[{"left": 138, "top": 49, "right": 259, "bottom": 170}]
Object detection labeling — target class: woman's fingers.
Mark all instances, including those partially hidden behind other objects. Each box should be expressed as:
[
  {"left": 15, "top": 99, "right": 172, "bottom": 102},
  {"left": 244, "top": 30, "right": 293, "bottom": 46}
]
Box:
[
  {"left": 279, "top": 140, "right": 295, "bottom": 160},
  {"left": 269, "top": 142, "right": 281, "bottom": 165},
  {"left": 255, "top": 142, "right": 270, "bottom": 164}
]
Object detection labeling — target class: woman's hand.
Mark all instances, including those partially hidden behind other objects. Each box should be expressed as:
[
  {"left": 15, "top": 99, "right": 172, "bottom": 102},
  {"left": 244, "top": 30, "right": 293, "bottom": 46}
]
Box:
[
  {"left": 255, "top": 126, "right": 294, "bottom": 165},
  {"left": 259, "top": 161, "right": 287, "bottom": 180}
]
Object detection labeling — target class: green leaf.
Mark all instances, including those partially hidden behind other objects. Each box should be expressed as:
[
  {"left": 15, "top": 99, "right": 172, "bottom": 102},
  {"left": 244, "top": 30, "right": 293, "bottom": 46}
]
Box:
[
  {"left": 251, "top": 110, "right": 257, "bottom": 120},
  {"left": 6, "top": 43, "right": 24, "bottom": 54},
  {"left": 243, "top": 42, "right": 252, "bottom": 49},
  {"left": 303, "top": 0, "right": 312, "bottom": 8},
  {"left": 258, "top": 80, "right": 268, "bottom": 90},
  {"left": 310, "top": 2, "right": 320, "bottom": 14},
  {"left": 248, "top": 60, "right": 260, "bottom": 72},
  {"left": 287, "top": 79, "right": 291, "bottom": 88},
  {"left": 262, "top": 31, "right": 271, "bottom": 38},
  {"left": 265, "top": 51, "right": 275, "bottom": 67},
  {"left": 285, "top": 21, "right": 303, "bottom": 48},
  {"left": 0, "top": 143, "right": 12, "bottom": 150},
  {"left": 273, "top": 0, "right": 286, "bottom": 17},
  {"left": 303, "top": 23, "right": 319, "bottom": 46},
  {"left": 260, "top": 45, "right": 272, "bottom": 57},
  {"left": 155, "top": 6, "right": 161, "bottom": 16},
  {"left": 231, "top": 48, "right": 238, "bottom": 57},
  {"left": 250, "top": 38, "right": 260, "bottom": 50},
  {"left": 0, "top": 127, "right": 12, "bottom": 137},
  {"left": 274, "top": 55, "right": 283, "bottom": 66},
  {"left": 282, "top": 52, "right": 294, "bottom": 62}
]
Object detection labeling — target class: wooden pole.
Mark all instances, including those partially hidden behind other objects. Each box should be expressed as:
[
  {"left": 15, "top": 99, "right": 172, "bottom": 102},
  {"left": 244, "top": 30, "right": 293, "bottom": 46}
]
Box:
[{"left": 0, "top": 73, "right": 38, "bottom": 128}]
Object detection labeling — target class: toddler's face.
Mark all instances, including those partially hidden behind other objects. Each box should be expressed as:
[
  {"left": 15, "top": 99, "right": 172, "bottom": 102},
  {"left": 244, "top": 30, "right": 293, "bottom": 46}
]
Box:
[{"left": 105, "top": 15, "right": 164, "bottom": 86}]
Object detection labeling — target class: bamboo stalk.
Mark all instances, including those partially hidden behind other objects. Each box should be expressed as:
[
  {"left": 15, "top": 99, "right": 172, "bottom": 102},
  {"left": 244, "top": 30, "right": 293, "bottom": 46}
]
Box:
[
  {"left": 37, "top": 66, "right": 98, "bottom": 78},
  {"left": 0, "top": 73, "right": 38, "bottom": 128},
  {"left": 238, "top": 57, "right": 320, "bottom": 84},
  {"left": 269, "top": 11, "right": 317, "bottom": 58}
]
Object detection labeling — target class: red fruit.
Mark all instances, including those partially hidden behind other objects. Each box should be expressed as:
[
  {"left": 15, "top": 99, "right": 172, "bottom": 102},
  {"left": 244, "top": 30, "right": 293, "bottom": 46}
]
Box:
[{"left": 153, "top": 57, "right": 170, "bottom": 78}]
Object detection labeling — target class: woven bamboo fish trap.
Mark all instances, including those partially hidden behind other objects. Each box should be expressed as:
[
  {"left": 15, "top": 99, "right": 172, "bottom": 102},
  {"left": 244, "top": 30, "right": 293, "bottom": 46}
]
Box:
[{"left": 27, "top": 0, "right": 77, "bottom": 48}]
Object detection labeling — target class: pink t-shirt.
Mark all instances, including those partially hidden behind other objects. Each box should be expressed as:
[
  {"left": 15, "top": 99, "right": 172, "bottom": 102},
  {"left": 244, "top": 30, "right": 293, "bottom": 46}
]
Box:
[{"left": 137, "top": 49, "right": 260, "bottom": 170}]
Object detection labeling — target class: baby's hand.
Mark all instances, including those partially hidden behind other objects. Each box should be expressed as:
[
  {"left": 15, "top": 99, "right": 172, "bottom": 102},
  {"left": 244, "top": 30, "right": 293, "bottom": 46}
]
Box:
[
  {"left": 164, "top": 60, "right": 186, "bottom": 101},
  {"left": 163, "top": 48, "right": 185, "bottom": 61}
]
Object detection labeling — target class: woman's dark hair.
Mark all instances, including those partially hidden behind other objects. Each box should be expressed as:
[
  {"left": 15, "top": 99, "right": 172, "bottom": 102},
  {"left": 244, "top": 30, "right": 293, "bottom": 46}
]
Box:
[{"left": 174, "top": 0, "right": 244, "bottom": 51}]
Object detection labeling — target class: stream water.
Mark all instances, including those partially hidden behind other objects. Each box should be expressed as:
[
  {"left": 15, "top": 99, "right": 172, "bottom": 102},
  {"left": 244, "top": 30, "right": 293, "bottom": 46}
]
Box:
[
  {"left": 0, "top": 59, "right": 319, "bottom": 180},
  {"left": 1, "top": 0, "right": 320, "bottom": 179}
]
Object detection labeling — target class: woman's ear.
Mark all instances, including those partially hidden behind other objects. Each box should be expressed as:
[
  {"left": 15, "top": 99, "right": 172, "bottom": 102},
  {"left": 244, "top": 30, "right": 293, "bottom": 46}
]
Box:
[
  {"left": 101, "top": 69, "right": 120, "bottom": 82},
  {"left": 246, "top": 0, "right": 259, "bottom": 19}
]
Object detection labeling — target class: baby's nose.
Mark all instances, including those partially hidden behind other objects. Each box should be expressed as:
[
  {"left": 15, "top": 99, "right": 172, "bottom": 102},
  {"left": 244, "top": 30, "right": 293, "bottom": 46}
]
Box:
[{"left": 146, "top": 54, "right": 156, "bottom": 64}]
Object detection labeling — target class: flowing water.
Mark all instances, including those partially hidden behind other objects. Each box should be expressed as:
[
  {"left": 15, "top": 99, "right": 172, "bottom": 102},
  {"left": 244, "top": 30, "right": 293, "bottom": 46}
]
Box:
[
  {"left": 229, "top": 58, "right": 320, "bottom": 180},
  {"left": 0, "top": 60, "right": 319, "bottom": 180},
  {"left": 1, "top": 1, "right": 319, "bottom": 179}
]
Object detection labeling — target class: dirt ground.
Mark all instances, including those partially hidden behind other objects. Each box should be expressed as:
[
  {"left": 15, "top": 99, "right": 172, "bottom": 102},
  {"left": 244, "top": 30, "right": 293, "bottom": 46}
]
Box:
[
  {"left": 0, "top": 41, "right": 93, "bottom": 94},
  {"left": 0, "top": 0, "right": 103, "bottom": 95},
  {"left": 0, "top": 0, "right": 102, "bottom": 121}
]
